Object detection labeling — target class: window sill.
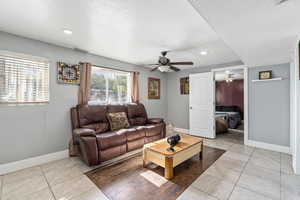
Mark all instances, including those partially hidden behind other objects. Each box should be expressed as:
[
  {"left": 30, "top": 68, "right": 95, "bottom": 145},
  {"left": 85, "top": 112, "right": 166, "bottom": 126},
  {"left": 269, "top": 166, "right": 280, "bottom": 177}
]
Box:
[
  {"left": 0, "top": 102, "right": 49, "bottom": 107},
  {"left": 88, "top": 102, "right": 131, "bottom": 106}
]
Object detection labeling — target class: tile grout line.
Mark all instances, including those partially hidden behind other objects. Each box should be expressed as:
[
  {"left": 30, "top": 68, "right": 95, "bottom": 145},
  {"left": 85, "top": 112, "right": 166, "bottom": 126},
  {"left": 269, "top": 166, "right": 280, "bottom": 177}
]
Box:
[
  {"left": 280, "top": 153, "right": 282, "bottom": 200},
  {"left": 0, "top": 175, "right": 3, "bottom": 200},
  {"left": 39, "top": 166, "right": 57, "bottom": 200},
  {"left": 190, "top": 185, "right": 222, "bottom": 200},
  {"left": 232, "top": 148, "right": 283, "bottom": 200},
  {"left": 192, "top": 140, "right": 244, "bottom": 200},
  {"left": 226, "top": 146, "right": 255, "bottom": 200},
  {"left": 185, "top": 140, "right": 238, "bottom": 200}
]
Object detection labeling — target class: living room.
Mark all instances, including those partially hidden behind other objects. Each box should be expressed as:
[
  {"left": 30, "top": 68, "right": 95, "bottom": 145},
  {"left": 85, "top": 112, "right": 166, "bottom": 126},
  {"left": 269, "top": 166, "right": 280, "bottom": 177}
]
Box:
[{"left": 0, "top": 0, "right": 300, "bottom": 200}]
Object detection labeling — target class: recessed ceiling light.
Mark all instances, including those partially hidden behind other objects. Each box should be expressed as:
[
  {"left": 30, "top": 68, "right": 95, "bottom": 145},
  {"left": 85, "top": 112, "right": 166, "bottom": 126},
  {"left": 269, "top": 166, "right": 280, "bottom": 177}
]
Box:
[
  {"left": 63, "top": 29, "right": 73, "bottom": 35},
  {"left": 200, "top": 51, "right": 207, "bottom": 55}
]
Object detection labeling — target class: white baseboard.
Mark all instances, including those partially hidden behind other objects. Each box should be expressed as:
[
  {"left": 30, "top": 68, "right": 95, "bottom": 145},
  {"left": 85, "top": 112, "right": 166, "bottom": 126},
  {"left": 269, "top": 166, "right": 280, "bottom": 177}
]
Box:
[
  {"left": 0, "top": 150, "right": 69, "bottom": 175},
  {"left": 246, "top": 140, "right": 291, "bottom": 154},
  {"left": 174, "top": 127, "right": 190, "bottom": 134},
  {"left": 174, "top": 127, "right": 291, "bottom": 154}
]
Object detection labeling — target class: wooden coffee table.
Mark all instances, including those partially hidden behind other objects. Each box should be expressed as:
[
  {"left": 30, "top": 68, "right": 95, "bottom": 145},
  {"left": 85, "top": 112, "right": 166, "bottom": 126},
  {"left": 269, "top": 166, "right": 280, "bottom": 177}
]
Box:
[{"left": 142, "top": 134, "right": 203, "bottom": 179}]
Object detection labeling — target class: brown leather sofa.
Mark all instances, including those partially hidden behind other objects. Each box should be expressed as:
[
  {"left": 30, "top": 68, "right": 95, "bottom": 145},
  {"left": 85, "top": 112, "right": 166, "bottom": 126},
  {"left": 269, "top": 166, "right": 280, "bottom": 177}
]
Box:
[{"left": 70, "top": 103, "right": 166, "bottom": 166}]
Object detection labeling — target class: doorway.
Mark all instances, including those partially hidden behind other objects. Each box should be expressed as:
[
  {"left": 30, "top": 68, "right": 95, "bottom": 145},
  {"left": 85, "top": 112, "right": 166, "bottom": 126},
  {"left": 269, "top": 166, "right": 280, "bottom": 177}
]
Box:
[
  {"left": 214, "top": 68, "right": 245, "bottom": 143},
  {"left": 189, "top": 66, "right": 248, "bottom": 145}
]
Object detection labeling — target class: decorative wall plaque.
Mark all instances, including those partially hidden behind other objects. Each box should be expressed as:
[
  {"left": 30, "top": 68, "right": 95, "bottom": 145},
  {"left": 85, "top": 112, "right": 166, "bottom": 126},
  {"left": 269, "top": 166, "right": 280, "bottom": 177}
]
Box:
[
  {"left": 259, "top": 70, "right": 272, "bottom": 80},
  {"left": 57, "top": 62, "right": 80, "bottom": 85},
  {"left": 180, "top": 77, "right": 189, "bottom": 95}
]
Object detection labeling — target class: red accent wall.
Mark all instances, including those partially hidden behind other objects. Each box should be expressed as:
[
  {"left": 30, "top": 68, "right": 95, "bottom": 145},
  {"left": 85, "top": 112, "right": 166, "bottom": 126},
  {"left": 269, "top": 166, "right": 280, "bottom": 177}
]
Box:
[{"left": 216, "top": 80, "right": 244, "bottom": 115}]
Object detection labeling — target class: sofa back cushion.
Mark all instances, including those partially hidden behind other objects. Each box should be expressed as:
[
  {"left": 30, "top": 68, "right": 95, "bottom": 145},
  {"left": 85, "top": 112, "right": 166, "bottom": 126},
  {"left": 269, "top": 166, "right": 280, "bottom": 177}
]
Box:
[
  {"left": 107, "top": 105, "right": 128, "bottom": 114},
  {"left": 107, "top": 112, "right": 130, "bottom": 131},
  {"left": 77, "top": 104, "right": 109, "bottom": 133},
  {"left": 127, "top": 103, "right": 148, "bottom": 126}
]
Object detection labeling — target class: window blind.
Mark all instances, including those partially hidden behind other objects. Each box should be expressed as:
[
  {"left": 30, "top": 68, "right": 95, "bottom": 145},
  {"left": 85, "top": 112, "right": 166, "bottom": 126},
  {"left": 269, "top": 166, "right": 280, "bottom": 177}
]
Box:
[{"left": 0, "top": 54, "right": 49, "bottom": 103}]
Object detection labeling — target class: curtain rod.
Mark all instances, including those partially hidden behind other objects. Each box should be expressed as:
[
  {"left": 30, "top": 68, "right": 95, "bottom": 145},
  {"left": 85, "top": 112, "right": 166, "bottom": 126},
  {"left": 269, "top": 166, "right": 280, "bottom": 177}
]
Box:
[
  {"left": 93, "top": 65, "right": 135, "bottom": 73},
  {"left": 80, "top": 62, "right": 138, "bottom": 73}
]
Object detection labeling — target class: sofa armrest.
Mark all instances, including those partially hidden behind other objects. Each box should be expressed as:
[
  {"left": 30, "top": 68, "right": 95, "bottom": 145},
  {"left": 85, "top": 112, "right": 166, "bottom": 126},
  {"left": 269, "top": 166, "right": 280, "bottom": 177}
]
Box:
[
  {"left": 147, "top": 118, "right": 164, "bottom": 124},
  {"left": 73, "top": 128, "right": 99, "bottom": 166},
  {"left": 79, "top": 136, "right": 99, "bottom": 166},
  {"left": 73, "top": 128, "right": 96, "bottom": 137}
]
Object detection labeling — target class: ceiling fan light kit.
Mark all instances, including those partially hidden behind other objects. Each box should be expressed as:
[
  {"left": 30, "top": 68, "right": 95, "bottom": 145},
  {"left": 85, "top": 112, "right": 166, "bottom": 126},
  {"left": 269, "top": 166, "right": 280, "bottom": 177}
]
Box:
[{"left": 158, "top": 66, "right": 170, "bottom": 72}]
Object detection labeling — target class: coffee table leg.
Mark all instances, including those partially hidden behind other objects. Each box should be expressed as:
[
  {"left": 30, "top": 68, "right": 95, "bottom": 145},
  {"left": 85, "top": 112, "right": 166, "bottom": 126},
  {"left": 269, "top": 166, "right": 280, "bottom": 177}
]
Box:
[
  {"left": 165, "top": 157, "right": 173, "bottom": 179},
  {"left": 199, "top": 143, "right": 203, "bottom": 160},
  {"left": 143, "top": 147, "right": 147, "bottom": 167}
]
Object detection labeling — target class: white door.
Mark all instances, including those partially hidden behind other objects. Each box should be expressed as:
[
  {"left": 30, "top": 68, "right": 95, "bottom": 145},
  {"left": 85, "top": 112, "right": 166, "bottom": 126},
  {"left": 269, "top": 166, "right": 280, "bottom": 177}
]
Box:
[{"left": 189, "top": 72, "right": 215, "bottom": 138}]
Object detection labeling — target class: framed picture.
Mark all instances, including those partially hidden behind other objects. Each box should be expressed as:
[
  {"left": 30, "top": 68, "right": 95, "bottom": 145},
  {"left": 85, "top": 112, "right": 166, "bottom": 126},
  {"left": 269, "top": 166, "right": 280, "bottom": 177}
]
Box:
[
  {"left": 148, "top": 77, "right": 160, "bottom": 99},
  {"left": 259, "top": 70, "right": 272, "bottom": 80},
  {"left": 180, "top": 77, "right": 189, "bottom": 95},
  {"left": 57, "top": 62, "right": 80, "bottom": 85}
]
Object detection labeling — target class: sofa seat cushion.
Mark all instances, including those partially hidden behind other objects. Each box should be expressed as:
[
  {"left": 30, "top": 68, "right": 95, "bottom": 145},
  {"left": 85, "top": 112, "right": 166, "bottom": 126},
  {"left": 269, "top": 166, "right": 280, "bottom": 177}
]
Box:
[
  {"left": 81, "top": 123, "right": 109, "bottom": 134},
  {"left": 126, "top": 127, "right": 145, "bottom": 141},
  {"left": 144, "top": 123, "right": 164, "bottom": 137},
  {"left": 96, "top": 131, "right": 126, "bottom": 150}
]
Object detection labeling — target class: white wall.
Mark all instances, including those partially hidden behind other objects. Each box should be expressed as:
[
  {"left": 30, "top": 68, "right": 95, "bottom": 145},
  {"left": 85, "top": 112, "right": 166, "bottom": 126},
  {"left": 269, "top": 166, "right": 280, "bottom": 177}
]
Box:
[
  {"left": 248, "top": 64, "right": 290, "bottom": 147},
  {"left": 0, "top": 32, "right": 167, "bottom": 164}
]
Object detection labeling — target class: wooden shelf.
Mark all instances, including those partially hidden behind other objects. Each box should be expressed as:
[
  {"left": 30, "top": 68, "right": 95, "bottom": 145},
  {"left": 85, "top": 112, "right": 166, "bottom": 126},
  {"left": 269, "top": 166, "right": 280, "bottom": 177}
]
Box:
[{"left": 252, "top": 77, "right": 283, "bottom": 82}]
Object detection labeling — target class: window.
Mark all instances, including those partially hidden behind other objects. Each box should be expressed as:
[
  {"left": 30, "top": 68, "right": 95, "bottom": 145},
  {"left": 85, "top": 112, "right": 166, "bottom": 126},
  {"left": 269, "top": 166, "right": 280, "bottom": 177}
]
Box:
[
  {"left": 90, "top": 66, "right": 131, "bottom": 104},
  {"left": 0, "top": 53, "right": 49, "bottom": 104}
]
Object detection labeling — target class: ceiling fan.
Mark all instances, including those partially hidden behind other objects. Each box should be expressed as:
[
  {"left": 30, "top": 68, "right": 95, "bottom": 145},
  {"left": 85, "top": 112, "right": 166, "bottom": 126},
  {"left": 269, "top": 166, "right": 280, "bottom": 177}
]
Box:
[{"left": 147, "top": 51, "right": 194, "bottom": 72}]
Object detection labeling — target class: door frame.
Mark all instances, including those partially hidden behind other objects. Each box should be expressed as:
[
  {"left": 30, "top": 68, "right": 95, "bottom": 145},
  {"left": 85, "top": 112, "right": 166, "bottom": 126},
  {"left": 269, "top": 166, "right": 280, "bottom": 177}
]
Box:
[{"left": 211, "top": 65, "right": 249, "bottom": 145}]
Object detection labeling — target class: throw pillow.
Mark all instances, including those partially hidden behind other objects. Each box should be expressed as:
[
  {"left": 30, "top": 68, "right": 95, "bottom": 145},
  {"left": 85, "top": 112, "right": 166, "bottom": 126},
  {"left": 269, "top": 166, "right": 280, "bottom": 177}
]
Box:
[{"left": 107, "top": 112, "right": 130, "bottom": 131}]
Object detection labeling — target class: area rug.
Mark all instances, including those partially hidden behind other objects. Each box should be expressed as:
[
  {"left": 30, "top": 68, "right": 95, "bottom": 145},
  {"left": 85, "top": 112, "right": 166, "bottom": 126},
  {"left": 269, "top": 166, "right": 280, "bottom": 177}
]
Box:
[{"left": 86, "top": 146, "right": 225, "bottom": 200}]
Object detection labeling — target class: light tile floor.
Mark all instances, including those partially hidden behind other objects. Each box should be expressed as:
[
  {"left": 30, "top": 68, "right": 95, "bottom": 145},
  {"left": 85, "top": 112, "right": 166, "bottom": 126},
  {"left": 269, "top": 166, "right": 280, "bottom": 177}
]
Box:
[
  {"left": 179, "top": 132, "right": 299, "bottom": 200},
  {"left": 0, "top": 132, "right": 298, "bottom": 200}
]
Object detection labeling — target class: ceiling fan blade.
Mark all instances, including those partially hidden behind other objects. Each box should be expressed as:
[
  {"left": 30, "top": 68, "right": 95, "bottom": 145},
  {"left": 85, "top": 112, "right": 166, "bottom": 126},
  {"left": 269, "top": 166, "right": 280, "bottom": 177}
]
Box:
[
  {"left": 150, "top": 66, "right": 159, "bottom": 72},
  {"left": 145, "top": 63, "right": 159, "bottom": 66},
  {"left": 169, "top": 62, "right": 193, "bottom": 65},
  {"left": 169, "top": 65, "right": 180, "bottom": 72}
]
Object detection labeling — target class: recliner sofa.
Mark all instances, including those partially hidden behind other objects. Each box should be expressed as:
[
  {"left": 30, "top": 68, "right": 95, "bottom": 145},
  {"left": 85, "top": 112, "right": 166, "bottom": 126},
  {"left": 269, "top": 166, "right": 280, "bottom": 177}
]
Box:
[{"left": 70, "top": 103, "right": 166, "bottom": 166}]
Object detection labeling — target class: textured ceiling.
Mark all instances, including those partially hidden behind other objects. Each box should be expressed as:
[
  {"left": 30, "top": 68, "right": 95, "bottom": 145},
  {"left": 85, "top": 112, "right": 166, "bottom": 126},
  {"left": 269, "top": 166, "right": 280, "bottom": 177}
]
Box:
[{"left": 0, "top": 0, "right": 240, "bottom": 69}]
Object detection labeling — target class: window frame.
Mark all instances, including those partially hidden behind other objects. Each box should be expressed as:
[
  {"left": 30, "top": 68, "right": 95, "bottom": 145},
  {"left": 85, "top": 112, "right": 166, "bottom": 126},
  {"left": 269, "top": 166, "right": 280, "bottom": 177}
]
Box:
[
  {"left": 89, "top": 65, "right": 132, "bottom": 105},
  {"left": 0, "top": 51, "right": 50, "bottom": 105}
]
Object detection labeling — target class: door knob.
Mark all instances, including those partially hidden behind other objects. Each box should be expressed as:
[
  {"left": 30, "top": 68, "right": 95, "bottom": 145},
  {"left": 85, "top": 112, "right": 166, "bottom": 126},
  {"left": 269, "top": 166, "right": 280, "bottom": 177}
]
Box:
[{"left": 190, "top": 106, "right": 192, "bottom": 109}]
